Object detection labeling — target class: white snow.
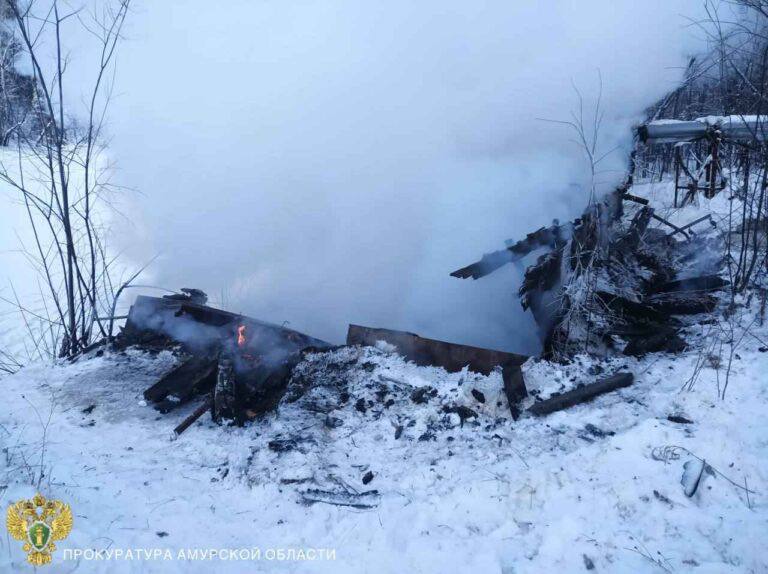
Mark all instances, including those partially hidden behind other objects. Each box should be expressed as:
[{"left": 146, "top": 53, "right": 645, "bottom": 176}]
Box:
[
  {"left": 1, "top": 182, "right": 766, "bottom": 573},
  {"left": 0, "top": 316, "right": 766, "bottom": 572}
]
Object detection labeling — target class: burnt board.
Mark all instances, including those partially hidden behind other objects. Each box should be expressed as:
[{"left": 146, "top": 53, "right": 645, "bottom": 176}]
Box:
[
  {"left": 123, "top": 295, "right": 330, "bottom": 356},
  {"left": 346, "top": 324, "right": 528, "bottom": 412}
]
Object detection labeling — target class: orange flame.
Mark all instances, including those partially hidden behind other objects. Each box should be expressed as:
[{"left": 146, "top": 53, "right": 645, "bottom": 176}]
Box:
[{"left": 237, "top": 325, "right": 246, "bottom": 347}]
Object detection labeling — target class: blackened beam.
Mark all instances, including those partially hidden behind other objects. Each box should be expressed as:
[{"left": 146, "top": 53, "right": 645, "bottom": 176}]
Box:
[
  {"left": 347, "top": 324, "right": 528, "bottom": 415},
  {"left": 173, "top": 396, "right": 214, "bottom": 438},
  {"left": 669, "top": 214, "right": 712, "bottom": 236},
  {"left": 527, "top": 372, "right": 634, "bottom": 416},
  {"left": 451, "top": 223, "right": 566, "bottom": 280},
  {"left": 650, "top": 213, "right": 690, "bottom": 239},
  {"left": 621, "top": 193, "right": 649, "bottom": 205}
]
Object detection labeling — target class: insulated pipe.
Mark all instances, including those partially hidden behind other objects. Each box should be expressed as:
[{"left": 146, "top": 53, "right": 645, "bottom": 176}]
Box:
[{"left": 638, "top": 116, "right": 768, "bottom": 145}]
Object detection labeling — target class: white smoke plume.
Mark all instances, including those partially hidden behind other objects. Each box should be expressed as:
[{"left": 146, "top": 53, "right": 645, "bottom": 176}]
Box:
[{"left": 2, "top": 1, "right": 708, "bottom": 355}]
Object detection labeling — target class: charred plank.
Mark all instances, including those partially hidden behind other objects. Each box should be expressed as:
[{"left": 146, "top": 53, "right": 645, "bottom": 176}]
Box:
[
  {"left": 143, "top": 356, "right": 218, "bottom": 407},
  {"left": 527, "top": 372, "right": 634, "bottom": 416},
  {"left": 451, "top": 222, "right": 567, "bottom": 280},
  {"left": 172, "top": 396, "right": 214, "bottom": 437},
  {"left": 621, "top": 192, "right": 650, "bottom": 205},
  {"left": 346, "top": 325, "right": 527, "bottom": 373}
]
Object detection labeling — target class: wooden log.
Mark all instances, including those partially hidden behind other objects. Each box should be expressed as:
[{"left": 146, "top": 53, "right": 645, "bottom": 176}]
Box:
[
  {"left": 143, "top": 356, "right": 218, "bottom": 408},
  {"left": 173, "top": 396, "right": 213, "bottom": 437},
  {"left": 527, "top": 372, "right": 634, "bottom": 416}
]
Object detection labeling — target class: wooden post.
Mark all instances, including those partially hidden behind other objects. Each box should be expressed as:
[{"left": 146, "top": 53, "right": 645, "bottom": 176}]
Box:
[
  {"left": 213, "top": 358, "right": 238, "bottom": 422},
  {"left": 674, "top": 148, "right": 681, "bottom": 207},
  {"left": 708, "top": 135, "right": 719, "bottom": 199}
]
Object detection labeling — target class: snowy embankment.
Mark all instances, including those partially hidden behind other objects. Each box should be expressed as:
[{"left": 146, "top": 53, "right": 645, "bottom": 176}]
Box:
[{"left": 1, "top": 180, "right": 767, "bottom": 573}]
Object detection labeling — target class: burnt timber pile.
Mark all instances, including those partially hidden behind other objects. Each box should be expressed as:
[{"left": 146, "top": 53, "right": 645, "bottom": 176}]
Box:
[
  {"left": 118, "top": 294, "right": 331, "bottom": 430},
  {"left": 347, "top": 325, "right": 528, "bottom": 417},
  {"left": 452, "top": 118, "right": 734, "bottom": 360},
  {"left": 118, "top": 294, "right": 545, "bottom": 435},
  {"left": 106, "top": 115, "right": 742, "bottom": 437},
  {"left": 115, "top": 290, "right": 637, "bottom": 436}
]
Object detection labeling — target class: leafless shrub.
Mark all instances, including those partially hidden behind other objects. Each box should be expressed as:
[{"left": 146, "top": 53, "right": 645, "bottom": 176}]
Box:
[
  {"left": 539, "top": 74, "right": 624, "bottom": 357},
  {"left": 0, "top": 0, "right": 136, "bottom": 360}
]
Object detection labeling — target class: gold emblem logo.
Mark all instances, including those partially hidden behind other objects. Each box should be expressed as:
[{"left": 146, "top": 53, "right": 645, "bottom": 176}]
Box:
[{"left": 6, "top": 493, "right": 73, "bottom": 566}]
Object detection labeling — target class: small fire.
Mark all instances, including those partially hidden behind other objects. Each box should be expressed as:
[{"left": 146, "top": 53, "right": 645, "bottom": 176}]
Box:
[{"left": 237, "top": 325, "right": 247, "bottom": 348}]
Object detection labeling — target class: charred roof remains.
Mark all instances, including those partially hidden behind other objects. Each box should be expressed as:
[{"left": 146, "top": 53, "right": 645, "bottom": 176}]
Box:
[{"left": 452, "top": 116, "right": 738, "bottom": 361}]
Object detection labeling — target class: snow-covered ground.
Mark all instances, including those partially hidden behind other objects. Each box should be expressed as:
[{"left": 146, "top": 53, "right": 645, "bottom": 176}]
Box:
[
  {"left": 1, "top": 177, "right": 767, "bottom": 573},
  {"left": 0, "top": 315, "right": 766, "bottom": 572}
]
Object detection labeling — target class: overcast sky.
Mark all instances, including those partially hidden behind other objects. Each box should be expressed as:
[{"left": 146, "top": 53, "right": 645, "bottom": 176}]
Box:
[{"left": 2, "top": 0, "right": 708, "bottom": 353}]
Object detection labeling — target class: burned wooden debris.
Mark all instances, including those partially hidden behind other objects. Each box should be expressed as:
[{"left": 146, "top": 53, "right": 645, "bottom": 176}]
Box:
[
  {"left": 527, "top": 372, "right": 634, "bottom": 417},
  {"left": 119, "top": 295, "right": 331, "bottom": 432},
  {"left": 650, "top": 275, "right": 729, "bottom": 295},
  {"left": 450, "top": 222, "right": 568, "bottom": 280},
  {"left": 144, "top": 356, "right": 217, "bottom": 413},
  {"left": 346, "top": 324, "right": 528, "bottom": 415},
  {"left": 622, "top": 331, "right": 687, "bottom": 357},
  {"left": 300, "top": 488, "right": 381, "bottom": 509},
  {"left": 645, "top": 292, "right": 717, "bottom": 315},
  {"left": 347, "top": 324, "right": 527, "bottom": 374},
  {"left": 118, "top": 294, "right": 537, "bottom": 434},
  {"left": 121, "top": 295, "right": 328, "bottom": 353},
  {"left": 451, "top": 175, "right": 726, "bottom": 358},
  {"left": 173, "top": 397, "right": 214, "bottom": 437}
]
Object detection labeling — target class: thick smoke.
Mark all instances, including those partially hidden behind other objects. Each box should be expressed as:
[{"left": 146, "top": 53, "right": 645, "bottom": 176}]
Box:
[{"left": 105, "top": 1, "right": 705, "bottom": 353}]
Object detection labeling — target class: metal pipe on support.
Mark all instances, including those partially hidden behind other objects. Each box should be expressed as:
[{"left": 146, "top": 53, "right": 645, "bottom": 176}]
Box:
[{"left": 638, "top": 115, "right": 768, "bottom": 145}]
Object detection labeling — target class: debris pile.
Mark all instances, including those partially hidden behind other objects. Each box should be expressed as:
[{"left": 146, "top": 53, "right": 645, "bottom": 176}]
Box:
[
  {"left": 346, "top": 325, "right": 528, "bottom": 416},
  {"left": 245, "top": 344, "right": 532, "bottom": 507},
  {"left": 109, "top": 115, "right": 742, "bottom": 436},
  {"left": 452, "top": 134, "right": 729, "bottom": 359},
  {"left": 117, "top": 294, "right": 330, "bottom": 432},
  {"left": 110, "top": 284, "right": 641, "bottom": 439}
]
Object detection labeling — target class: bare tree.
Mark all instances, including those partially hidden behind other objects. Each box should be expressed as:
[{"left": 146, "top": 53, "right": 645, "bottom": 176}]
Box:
[
  {"left": 538, "top": 74, "right": 621, "bottom": 356},
  {"left": 0, "top": 0, "right": 131, "bottom": 359}
]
